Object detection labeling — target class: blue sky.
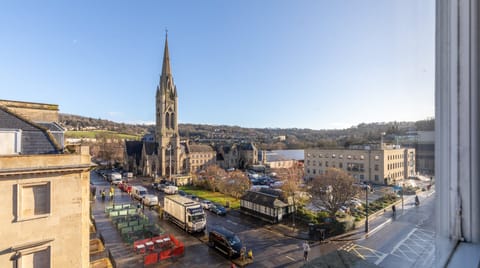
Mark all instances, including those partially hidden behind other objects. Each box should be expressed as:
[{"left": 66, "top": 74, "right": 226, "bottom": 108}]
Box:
[{"left": 0, "top": 1, "right": 434, "bottom": 130}]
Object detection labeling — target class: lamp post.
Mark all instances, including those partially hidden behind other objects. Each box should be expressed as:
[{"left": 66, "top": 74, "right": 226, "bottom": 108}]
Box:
[
  {"left": 167, "top": 144, "right": 172, "bottom": 180},
  {"left": 401, "top": 182, "right": 405, "bottom": 211},
  {"left": 365, "top": 185, "right": 369, "bottom": 233}
]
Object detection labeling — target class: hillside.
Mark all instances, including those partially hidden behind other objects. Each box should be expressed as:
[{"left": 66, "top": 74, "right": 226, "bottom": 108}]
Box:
[{"left": 59, "top": 113, "right": 434, "bottom": 149}]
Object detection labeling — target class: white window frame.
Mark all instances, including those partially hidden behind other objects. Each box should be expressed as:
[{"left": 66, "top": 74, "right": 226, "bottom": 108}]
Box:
[
  {"left": 16, "top": 181, "right": 52, "bottom": 222},
  {"left": 436, "top": 0, "right": 480, "bottom": 266}
]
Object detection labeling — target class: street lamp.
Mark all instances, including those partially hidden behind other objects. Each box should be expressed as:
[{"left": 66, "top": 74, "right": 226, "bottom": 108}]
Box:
[
  {"left": 364, "top": 184, "right": 370, "bottom": 233},
  {"left": 167, "top": 144, "right": 172, "bottom": 180}
]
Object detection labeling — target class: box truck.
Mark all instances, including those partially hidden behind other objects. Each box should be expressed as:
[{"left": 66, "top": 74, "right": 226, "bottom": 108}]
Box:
[{"left": 163, "top": 195, "right": 206, "bottom": 233}]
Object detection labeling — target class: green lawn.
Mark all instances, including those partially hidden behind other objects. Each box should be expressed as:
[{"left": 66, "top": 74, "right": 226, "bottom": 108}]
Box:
[
  {"left": 65, "top": 130, "right": 140, "bottom": 140},
  {"left": 179, "top": 186, "right": 241, "bottom": 209}
]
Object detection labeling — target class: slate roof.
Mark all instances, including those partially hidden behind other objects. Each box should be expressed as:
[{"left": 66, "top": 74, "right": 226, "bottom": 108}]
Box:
[
  {"left": 238, "top": 142, "right": 256, "bottom": 151},
  {"left": 36, "top": 122, "right": 64, "bottom": 132},
  {"left": 188, "top": 144, "right": 214, "bottom": 153},
  {"left": 144, "top": 142, "right": 158, "bottom": 156},
  {"left": 0, "top": 106, "right": 61, "bottom": 154},
  {"left": 125, "top": 141, "right": 143, "bottom": 165},
  {"left": 241, "top": 191, "right": 288, "bottom": 208}
]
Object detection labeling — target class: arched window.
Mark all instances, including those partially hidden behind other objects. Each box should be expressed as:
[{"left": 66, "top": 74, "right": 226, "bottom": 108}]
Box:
[
  {"left": 170, "top": 113, "right": 175, "bottom": 129},
  {"left": 165, "top": 113, "right": 170, "bottom": 129}
]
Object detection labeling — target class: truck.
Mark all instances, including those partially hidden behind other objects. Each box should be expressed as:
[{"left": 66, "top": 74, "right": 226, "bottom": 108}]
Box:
[{"left": 163, "top": 195, "right": 206, "bottom": 233}]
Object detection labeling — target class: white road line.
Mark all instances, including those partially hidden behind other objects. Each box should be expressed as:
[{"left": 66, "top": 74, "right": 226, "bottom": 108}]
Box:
[
  {"left": 391, "top": 227, "right": 418, "bottom": 253},
  {"left": 226, "top": 219, "right": 238, "bottom": 226},
  {"left": 285, "top": 255, "right": 295, "bottom": 261},
  {"left": 367, "top": 218, "right": 392, "bottom": 237}
]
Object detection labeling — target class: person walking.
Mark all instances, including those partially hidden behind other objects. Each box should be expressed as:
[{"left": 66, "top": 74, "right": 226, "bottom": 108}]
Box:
[
  {"left": 392, "top": 205, "right": 396, "bottom": 217},
  {"left": 303, "top": 240, "right": 310, "bottom": 262}
]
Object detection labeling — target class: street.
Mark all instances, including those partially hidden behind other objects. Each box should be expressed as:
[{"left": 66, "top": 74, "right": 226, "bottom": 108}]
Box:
[
  {"left": 91, "top": 171, "right": 346, "bottom": 268},
  {"left": 339, "top": 189, "right": 435, "bottom": 267}
]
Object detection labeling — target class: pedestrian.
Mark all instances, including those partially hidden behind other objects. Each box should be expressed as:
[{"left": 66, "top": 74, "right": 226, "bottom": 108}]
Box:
[
  {"left": 392, "top": 205, "right": 396, "bottom": 216},
  {"left": 109, "top": 190, "right": 113, "bottom": 201},
  {"left": 302, "top": 241, "right": 310, "bottom": 262},
  {"left": 101, "top": 189, "right": 106, "bottom": 201}
]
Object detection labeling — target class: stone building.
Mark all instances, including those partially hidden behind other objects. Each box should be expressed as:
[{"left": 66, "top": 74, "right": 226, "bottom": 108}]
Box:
[
  {"left": 215, "top": 142, "right": 258, "bottom": 170},
  {"left": 185, "top": 143, "right": 216, "bottom": 173},
  {"left": 0, "top": 100, "right": 92, "bottom": 268},
  {"left": 304, "top": 144, "right": 415, "bottom": 185}
]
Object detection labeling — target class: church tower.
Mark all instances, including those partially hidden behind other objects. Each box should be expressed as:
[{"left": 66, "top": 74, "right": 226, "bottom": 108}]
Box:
[{"left": 156, "top": 33, "right": 180, "bottom": 178}]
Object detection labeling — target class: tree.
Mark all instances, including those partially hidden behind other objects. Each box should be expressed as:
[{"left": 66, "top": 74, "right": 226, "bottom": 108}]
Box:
[
  {"left": 226, "top": 170, "right": 251, "bottom": 199},
  {"left": 281, "top": 166, "right": 304, "bottom": 227},
  {"left": 203, "top": 165, "right": 226, "bottom": 192},
  {"left": 308, "top": 168, "right": 359, "bottom": 220}
]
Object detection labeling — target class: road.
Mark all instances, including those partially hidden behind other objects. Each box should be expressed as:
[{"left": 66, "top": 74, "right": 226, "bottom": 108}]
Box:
[
  {"left": 91, "top": 171, "right": 346, "bottom": 267},
  {"left": 340, "top": 189, "right": 435, "bottom": 267}
]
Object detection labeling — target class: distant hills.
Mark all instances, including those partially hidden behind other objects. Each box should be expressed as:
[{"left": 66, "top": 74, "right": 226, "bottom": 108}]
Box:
[{"left": 59, "top": 113, "right": 434, "bottom": 149}]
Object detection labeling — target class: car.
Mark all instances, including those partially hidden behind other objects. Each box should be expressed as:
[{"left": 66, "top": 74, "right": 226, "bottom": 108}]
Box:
[
  {"left": 201, "top": 200, "right": 213, "bottom": 209},
  {"left": 164, "top": 185, "right": 178, "bottom": 194},
  {"left": 208, "top": 226, "right": 242, "bottom": 259},
  {"left": 157, "top": 183, "right": 167, "bottom": 192},
  {"left": 178, "top": 190, "right": 186, "bottom": 196},
  {"left": 189, "top": 194, "right": 199, "bottom": 201},
  {"left": 152, "top": 182, "right": 159, "bottom": 189},
  {"left": 142, "top": 194, "right": 159, "bottom": 207},
  {"left": 209, "top": 204, "right": 227, "bottom": 216}
]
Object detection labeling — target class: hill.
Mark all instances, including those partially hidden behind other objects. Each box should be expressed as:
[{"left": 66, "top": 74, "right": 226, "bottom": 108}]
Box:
[{"left": 59, "top": 113, "right": 434, "bottom": 149}]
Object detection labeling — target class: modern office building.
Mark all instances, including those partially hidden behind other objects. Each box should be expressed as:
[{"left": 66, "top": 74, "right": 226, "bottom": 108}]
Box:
[{"left": 304, "top": 144, "right": 415, "bottom": 185}]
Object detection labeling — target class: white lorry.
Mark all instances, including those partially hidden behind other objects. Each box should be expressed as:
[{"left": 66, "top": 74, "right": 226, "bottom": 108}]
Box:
[{"left": 163, "top": 195, "right": 206, "bottom": 233}]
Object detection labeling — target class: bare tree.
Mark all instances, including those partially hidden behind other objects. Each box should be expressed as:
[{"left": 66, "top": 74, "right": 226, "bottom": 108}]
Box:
[
  {"left": 203, "top": 165, "right": 226, "bottom": 192},
  {"left": 281, "top": 166, "right": 304, "bottom": 227},
  {"left": 308, "top": 168, "right": 358, "bottom": 220},
  {"left": 227, "top": 170, "right": 251, "bottom": 199}
]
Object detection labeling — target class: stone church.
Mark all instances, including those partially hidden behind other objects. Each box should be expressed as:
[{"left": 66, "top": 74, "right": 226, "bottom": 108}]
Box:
[{"left": 124, "top": 34, "right": 258, "bottom": 182}]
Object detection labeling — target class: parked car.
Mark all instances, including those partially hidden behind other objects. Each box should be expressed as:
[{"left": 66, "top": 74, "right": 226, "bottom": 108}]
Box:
[
  {"left": 209, "top": 204, "right": 227, "bottom": 216},
  {"left": 131, "top": 186, "right": 148, "bottom": 200},
  {"left": 164, "top": 185, "right": 178, "bottom": 195},
  {"left": 208, "top": 226, "right": 242, "bottom": 259},
  {"left": 142, "top": 194, "right": 159, "bottom": 207},
  {"left": 201, "top": 200, "right": 213, "bottom": 209},
  {"left": 190, "top": 195, "right": 199, "bottom": 201},
  {"left": 157, "top": 183, "right": 167, "bottom": 192},
  {"left": 178, "top": 190, "right": 186, "bottom": 196},
  {"left": 152, "top": 182, "right": 159, "bottom": 190}
]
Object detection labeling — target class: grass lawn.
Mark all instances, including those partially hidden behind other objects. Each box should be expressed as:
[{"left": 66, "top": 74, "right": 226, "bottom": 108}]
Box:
[
  {"left": 179, "top": 185, "right": 241, "bottom": 209},
  {"left": 65, "top": 130, "right": 140, "bottom": 140}
]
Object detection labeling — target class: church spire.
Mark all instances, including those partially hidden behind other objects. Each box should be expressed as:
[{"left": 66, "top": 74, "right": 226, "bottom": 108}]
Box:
[{"left": 161, "top": 30, "right": 171, "bottom": 76}]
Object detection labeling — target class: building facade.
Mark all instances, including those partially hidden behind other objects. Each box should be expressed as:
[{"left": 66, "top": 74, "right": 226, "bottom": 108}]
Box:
[
  {"left": 0, "top": 100, "right": 92, "bottom": 268},
  {"left": 304, "top": 145, "right": 415, "bottom": 185},
  {"left": 185, "top": 144, "right": 216, "bottom": 173}
]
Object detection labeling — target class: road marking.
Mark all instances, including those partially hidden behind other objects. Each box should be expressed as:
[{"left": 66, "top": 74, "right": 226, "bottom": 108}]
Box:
[
  {"left": 366, "top": 218, "right": 392, "bottom": 237},
  {"left": 391, "top": 228, "right": 417, "bottom": 253},
  {"left": 285, "top": 255, "right": 295, "bottom": 261},
  {"left": 226, "top": 219, "right": 238, "bottom": 226}
]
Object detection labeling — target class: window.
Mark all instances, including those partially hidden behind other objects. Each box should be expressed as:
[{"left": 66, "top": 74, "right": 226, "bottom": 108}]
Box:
[
  {"left": 374, "top": 164, "right": 379, "bottom": 171},
  {"left": 13, "top": 241, "right": 52, "bottom": 268},
  {"left": 18, "top": 182, "right": 51, "bottom": 220},
  {"left": 339, "top": 163, "right": 343, "bottom": 168},
  {"left": 374, "top": 175, "right": 379, "bottom": 181},
  {"left": 0, "top": 129, "right": 22, "bottom": 154}
]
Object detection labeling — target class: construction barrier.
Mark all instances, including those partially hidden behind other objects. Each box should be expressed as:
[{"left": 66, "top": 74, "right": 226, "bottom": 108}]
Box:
[{"left": 133, "top": 234, "right": 184, "bottom": 265}]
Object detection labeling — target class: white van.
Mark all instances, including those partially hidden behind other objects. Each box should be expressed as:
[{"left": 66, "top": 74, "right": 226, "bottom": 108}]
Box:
[
  {"left": 164, "top": 185, "right": 178, "bottom": 195},
  {"left": 132, "top": 186, "right": 148, "bottom": 200}
]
